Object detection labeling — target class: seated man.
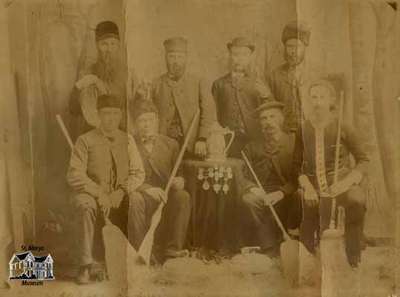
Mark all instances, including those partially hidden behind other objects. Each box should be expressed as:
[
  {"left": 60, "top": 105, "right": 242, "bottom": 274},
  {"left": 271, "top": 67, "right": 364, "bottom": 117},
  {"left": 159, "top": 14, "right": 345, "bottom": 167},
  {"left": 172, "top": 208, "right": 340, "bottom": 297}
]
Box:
[
  {"left": 67, "top": 94, "right": 145, "bottom": 284},
  {"left": 294, "top": 79, "right": 369, "bottom": 267},
  {"left": 129, "top": 99, "right": 191, "bottom": 262},
  {"left": 240, "top": 101, "right": 300, "bottom": 257}
]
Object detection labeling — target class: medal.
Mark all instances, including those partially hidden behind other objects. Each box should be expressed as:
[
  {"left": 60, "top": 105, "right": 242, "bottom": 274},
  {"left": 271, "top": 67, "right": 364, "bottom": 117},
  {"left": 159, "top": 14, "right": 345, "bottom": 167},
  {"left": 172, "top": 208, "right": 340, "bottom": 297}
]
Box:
[
  {"left": 202, "top": 179, "right": 210, "bottom": 190},
  {"left": 213, "top": 183, "right": 221, "bottom": 193}
]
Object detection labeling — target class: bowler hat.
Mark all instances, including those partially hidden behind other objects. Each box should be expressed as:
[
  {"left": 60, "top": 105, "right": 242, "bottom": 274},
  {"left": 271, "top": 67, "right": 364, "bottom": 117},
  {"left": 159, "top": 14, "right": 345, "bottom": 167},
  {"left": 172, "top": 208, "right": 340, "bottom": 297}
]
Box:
[
  {"left": 282, "top": 21, "right": 310, "bottom": 46},
  {"left": 227, "top": 37, "right": 255, "bottom": 52},
  {"left": 95, "top": 21, "right": 120, "bottom": 42},
  {"left": 97, "top": 94, "right": 122, "bottom": 110}
]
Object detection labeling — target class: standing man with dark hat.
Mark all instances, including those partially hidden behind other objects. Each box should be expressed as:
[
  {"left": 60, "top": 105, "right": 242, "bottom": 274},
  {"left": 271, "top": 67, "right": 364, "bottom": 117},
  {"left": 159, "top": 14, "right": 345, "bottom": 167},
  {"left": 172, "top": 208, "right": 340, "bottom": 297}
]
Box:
[
  {"left": 212, "top": 37, "right": 271, "bottom": 157},
  {"left": 293, "top": 80, "right": 369, "bottom": 267},
  {"left": 239, "top": 100, "right": 300, "bottom": 256},
  {"left": 67, "top": 94, "right": 145, "bottom": 284},
  {"left": 128, "top": 99, "right": 191, "bottom": 262},
  {"left": 268, "top": 21, "right": 311, "bottom": 132},
  {"left": 146, "top": 37, "right": 217, "bottom": 157},
  {"left": 69, "top": 21, "right": 128, "bottom": 140}
]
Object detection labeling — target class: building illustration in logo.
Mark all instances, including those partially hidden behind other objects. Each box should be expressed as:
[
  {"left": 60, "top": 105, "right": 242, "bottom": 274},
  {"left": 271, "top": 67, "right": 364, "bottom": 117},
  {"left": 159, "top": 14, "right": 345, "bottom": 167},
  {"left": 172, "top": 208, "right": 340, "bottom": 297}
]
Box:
[{"left": 9, "top": 251, "right": 54, "bottom": 280}]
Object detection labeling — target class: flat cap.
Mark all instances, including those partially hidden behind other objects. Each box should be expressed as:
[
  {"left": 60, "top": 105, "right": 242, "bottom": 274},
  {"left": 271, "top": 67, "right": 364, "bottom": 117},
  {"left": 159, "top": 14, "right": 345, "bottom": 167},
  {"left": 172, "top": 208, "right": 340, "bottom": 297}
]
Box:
[
  {"left": 282, "top": 21, "right": 310, "bottom": 46},
  {"left": 255, "top": 100, "right": 284, "bottom": 115},
  {"left": 227, "top": 37, "right": 255, "bottom": 52},
  {"left": 95, "top": 21, "right": 120, "bottom": 42},
  {"left": 163, "top": 37, "right": 188, "bottom": 52},
  {"left": 97, "top": 94, "right": 122, "bottom": 110},
  {"left": 130, "top": 99, "right": 158, "bottom": 120}
]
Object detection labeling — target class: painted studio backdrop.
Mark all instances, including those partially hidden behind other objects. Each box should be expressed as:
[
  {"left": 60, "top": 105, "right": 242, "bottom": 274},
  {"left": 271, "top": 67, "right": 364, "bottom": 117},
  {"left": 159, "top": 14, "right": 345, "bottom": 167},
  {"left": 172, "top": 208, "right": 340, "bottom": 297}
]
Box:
[{"left": 0, "top": 0, "right": 399, "bottom": 285}]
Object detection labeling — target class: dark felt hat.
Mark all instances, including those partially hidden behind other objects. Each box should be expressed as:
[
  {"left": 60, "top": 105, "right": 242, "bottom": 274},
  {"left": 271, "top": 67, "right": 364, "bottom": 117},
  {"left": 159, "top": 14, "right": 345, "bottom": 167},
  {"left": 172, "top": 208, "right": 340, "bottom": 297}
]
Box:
[
  {"left": 255, "top": 100, "right": 284, "bottom": 115},
  {"left": 130, "top": 99, "right": 158, "bottom": 120},
  {"left": 282, "top": 21, "right": 310, "bottom": 46},
  {"left": 97, "top": 94, "right": 122, "bottom": 110},
  {"left": 95, "top": 21, "right": 120, "bottom": 42},
  {"left": 163, "top": 37, "right": 188, "bottom": 52},
  {"left": 227, "top": 37, "right": 255, "bottom": 52}
]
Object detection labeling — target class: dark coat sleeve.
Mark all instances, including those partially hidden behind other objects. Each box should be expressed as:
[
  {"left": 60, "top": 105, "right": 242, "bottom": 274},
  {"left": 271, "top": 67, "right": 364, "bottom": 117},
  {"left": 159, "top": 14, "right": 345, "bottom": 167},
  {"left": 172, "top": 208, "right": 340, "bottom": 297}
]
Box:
[{"left": 342, "top": 124, "right": 369, "bottom": 175}]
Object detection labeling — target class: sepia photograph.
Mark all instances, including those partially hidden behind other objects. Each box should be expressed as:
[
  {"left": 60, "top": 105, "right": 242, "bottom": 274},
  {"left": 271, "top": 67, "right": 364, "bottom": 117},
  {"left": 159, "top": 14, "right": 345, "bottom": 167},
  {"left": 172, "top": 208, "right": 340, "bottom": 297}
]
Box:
[{"left": 0, "top": 0, "right": 399, "bottom": 296}]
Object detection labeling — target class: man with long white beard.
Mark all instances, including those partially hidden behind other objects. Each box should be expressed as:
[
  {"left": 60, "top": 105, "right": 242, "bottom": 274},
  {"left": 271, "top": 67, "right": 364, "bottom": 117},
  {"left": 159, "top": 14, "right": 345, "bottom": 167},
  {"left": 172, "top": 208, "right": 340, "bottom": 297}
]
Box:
[
  {"left": 239, "top": 101, "right": 300, "bottom": 257},
  {"left": 293, "top": 80, "right": 369, "bottom": 267},
  {"left": 268, "top": 21, "right": 311, "bottom": 133},
  {"left": 69, "top": 21, "right": 127, "bottom": 140}
]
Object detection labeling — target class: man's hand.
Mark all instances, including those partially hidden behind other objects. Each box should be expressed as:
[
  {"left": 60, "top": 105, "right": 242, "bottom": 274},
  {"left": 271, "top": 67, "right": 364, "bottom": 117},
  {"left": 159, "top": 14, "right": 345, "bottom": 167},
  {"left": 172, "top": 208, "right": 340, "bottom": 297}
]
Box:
[
  {"left": 194, "top": 140, "right": 207, "bottom": 158},
  {"left": 171, "top": 177, "right": 185, "bottom": 191},
  {"left": 94, "top": 78, "right": 108, "bottom": 95},
  {"left": 97, "top": 192, "right": 111, "bottom": 214},
  {"left": 303, "top": 185, "right": 319, "bottom": 207},
  {"left": 249, "top": 188, "right": 284, "bottom": 205},
  {"left": 255, "top": 79, "right": 270, "bottom": 99},
  {"left": 75, "top": 74, "right": 99, "bottom": 90},
  {"left": 136, "top": 79, "right": 152, "bottom": 100},
  {"left": 250, "top": 187, "right": 265, "bottom": 198},
  {"left": 109, "top": 189, "right": 124, "bottom": 209},
  {"left": 263, "top": 191, "right": 284, "bottom": 205},
  {"left": 145, "top": 187, "right": 167, "bottom": 204},
  {"left": 329, "top": 170, "right": 362, "bottom": 197}
]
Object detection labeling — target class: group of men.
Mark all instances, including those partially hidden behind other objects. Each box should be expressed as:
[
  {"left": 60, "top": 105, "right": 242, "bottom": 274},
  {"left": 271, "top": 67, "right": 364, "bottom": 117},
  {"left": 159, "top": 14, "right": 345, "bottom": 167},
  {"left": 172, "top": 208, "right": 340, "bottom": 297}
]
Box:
[{"left": 67, "top": 20, "right": 369, "bottom": 284}]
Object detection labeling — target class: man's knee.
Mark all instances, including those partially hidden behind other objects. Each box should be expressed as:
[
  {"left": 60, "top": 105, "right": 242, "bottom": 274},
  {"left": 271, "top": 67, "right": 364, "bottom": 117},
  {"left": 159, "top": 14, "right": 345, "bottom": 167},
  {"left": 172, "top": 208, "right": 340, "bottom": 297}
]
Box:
[
  {"left": 129, "top": 191, "right": 145, "bottom": 207},
  {"left": 169, "top": 189, "right": 191, "bottom": 211},
  {"left": 345, "top": 186, "right": 366, "bottom": 223},
  {"left": 345, "top": 185, "right": 366, "bottom": 208},
  {"left": 241, "top": 192, "right": 263, "bottom": 210},
  {"left": 73, "top": 193, "right": 97, "bottom": 212}
]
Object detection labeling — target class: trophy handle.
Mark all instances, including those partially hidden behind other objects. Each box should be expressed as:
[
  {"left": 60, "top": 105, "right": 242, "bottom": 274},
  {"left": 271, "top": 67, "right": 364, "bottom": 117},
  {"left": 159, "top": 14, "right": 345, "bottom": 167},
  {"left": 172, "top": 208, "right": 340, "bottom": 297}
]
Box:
[{"left": 224, "top": 130, "right": 235, "bottom": 155}]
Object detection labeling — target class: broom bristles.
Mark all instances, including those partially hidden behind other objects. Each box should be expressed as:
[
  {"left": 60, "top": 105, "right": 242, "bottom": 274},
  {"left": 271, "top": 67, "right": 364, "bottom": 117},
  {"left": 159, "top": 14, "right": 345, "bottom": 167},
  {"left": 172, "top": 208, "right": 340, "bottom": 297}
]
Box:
[{"left": 320, "top": 228, "right": 349, "bottom": 297}]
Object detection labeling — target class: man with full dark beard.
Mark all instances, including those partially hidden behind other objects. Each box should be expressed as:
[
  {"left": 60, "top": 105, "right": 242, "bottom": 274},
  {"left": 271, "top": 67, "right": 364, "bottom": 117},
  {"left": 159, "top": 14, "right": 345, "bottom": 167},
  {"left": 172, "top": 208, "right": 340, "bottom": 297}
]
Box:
[
  {"left": 268, "top": 21, "right": 311, "bottom": 133},
  {"left": 148, "top": 37, "right": 217, "bottom": 157},
  {"left": 69, "top": 21, "right": 127, "bottom": 140},
  {"left": 239, "top": 101, "right": 301, "bottom": 257}
]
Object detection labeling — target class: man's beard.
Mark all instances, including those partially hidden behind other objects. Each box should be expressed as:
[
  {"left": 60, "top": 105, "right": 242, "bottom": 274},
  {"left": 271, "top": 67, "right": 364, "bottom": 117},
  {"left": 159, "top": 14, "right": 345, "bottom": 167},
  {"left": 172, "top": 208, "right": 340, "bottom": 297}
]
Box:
[
  {"left": 285, "top": 53, "right": 304, "bottom": 67},
  {"left": 167, "top": 63, "right": 185, "bottom": 80},
  {"left": 230, "top": 62, "right": 249, "bottom": 74},
  {"left": 96, "top": 53, "right": 122, "bottom": 83}
]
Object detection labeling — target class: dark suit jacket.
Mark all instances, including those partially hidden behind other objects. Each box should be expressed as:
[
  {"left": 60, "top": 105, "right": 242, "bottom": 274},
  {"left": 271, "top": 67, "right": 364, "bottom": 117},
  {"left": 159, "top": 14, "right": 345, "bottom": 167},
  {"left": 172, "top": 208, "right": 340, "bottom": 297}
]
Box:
[
  {"left": 241, "top": 132, "right": 297, "bottom": 195},
  {"left": 267, "top": 63, "right": 305, "bottom": 132},
  {"left": 151, "top": 73, "right": 217, "bottom": 150},
  {"left": 134, "top": 134, "right": 179, "bottom": 190},
  {"left": 212, "top": 73, "right": 269, "bottom": 142},
  {"left": 293, "top": 120, "right": 369, "bottom": 189}
]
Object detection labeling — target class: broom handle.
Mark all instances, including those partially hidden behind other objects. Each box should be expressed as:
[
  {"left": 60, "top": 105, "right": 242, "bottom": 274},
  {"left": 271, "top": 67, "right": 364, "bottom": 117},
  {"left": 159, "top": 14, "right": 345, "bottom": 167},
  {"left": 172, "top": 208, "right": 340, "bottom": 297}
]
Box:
[
  {"left": 241, "top": 151, "right": 290, "bottom": 240},
  {"left": 56, "top": 114, "right": 74, "bottom": 150},
  {"left": 164, "top": 109, "right": 200, "bottom": 195},
  {"left": 329, "top": 91, "right": 344, "bottom": 229}
]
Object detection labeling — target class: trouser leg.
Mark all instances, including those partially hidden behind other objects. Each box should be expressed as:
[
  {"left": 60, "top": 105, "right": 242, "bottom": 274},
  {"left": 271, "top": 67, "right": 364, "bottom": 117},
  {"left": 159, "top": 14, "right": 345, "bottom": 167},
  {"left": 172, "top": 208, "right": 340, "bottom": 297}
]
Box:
[
  {"left": 74, "top": 193, "right": 98, "bottom": 266},
  {"left": 340, "top": 186, "right": 366, "bottom": 266},
  {"left": 241, "top": 193, "right": 280, "bottom": 250},
  {"left": 300, "top": 199, "right": 320, "bottom": 254},
  {"left": 161, "top": 189, "right": 191, "bottom": 256},
  {"left": 128, "top": 191, "right": 159, "bottom": 250}
]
